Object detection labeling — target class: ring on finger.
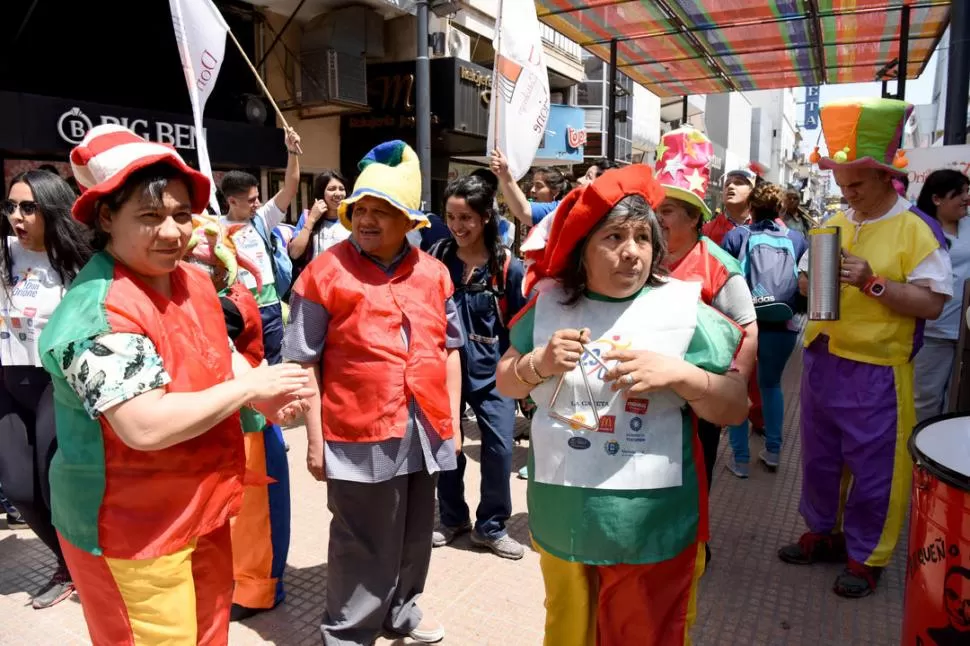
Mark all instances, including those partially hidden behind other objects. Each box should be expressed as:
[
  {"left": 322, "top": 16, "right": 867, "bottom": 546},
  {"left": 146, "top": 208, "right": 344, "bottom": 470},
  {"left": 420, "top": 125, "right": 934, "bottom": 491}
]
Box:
[
  {"left": 841, "top": 269, "right": 849, "bottom": 276},
  {"left": 622, "top": 374, "right": 634, "bottom": 386}
]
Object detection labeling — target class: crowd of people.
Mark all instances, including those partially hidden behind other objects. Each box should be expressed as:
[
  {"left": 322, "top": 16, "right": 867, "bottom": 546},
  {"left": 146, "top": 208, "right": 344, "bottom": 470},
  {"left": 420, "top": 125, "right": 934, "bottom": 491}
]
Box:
[{"left": 0, "top": 94, "right": 967, "bottom": 646}]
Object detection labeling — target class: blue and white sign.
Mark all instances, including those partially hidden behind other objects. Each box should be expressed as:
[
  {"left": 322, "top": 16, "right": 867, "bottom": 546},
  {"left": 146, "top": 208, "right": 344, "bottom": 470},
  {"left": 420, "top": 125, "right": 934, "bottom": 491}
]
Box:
[
  {"left": 804, "top": 86, "right": 820, "bottom": 129},
  {"left": 535, "top": 104, "right": 586, "bottom": 164}
]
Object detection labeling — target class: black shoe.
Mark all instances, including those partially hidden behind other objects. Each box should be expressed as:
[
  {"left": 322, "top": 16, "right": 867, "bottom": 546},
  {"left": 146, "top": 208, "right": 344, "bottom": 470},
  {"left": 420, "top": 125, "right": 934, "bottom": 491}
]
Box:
[
  {"left": 32, "top": 566, "right": 75, "bottom": 609},
  {"left": 6, "top": 510, "right": 27, "bottom": 528},
  {"left": 833, "top": 561, "right": 882, "bottom": 598},
  {"left": 230, "top": 603, "right": 269, "bottom": 622},
  {"left": 778, "top": 532, "right": 848, "bottom": 565}
]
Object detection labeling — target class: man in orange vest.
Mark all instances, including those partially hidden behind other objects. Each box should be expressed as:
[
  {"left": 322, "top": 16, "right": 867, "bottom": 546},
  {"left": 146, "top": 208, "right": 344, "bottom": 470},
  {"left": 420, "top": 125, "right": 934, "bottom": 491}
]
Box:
[
  {"left": 283, "top": 141, "right": 463, "bottom": 646},
  {"left": 702, "top": 167, "right": 757, "bottom": 246}
]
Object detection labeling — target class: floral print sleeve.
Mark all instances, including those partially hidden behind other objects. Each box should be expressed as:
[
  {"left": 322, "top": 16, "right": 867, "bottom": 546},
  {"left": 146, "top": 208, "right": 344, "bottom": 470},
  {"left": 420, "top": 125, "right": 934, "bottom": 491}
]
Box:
[{"left": 57, "top": 333, "right": 171, "bottom": 419}]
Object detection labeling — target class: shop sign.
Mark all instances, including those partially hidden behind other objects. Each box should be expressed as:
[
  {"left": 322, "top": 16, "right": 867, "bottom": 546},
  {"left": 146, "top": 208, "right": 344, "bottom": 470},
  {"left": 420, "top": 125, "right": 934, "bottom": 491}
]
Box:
[
  {"left": 57, "top": 106, "right": 203, "bottom": 150},
  {"left": 534, "top": 104, "right": 586, "bottom": 164}
]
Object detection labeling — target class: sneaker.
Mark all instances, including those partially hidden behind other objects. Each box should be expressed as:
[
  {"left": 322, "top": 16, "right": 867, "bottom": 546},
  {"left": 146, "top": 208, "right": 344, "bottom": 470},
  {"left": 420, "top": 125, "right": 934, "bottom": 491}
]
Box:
[
  {"left": 6, "top": 510, "right": 27, "bottom": 528},
  {"left": 833, "top": 560, "right": 882, "bottom": 598},
  {"left": 517, "top": 465, "right": 529, "bottom": 480},
  {"left": 469, "top": 531, "right": 525, "bottom": 560},
  {"left": 409, "top": 616, "right": 445, "bottom": 643},
  {"left": 759, "top": 449, "right": 780, "bottom": 471},
  {"left": 778, "top": 532, "right": 848, "bottom": 565},
  {"left": 31, "top": 566, "right": 74, "bottom": 609},
  {"left": 724, "top": 458, "right": 749, "bottom": 479},
  {"left": 431, "top": 522, "right": 471, "bottom": 547}
]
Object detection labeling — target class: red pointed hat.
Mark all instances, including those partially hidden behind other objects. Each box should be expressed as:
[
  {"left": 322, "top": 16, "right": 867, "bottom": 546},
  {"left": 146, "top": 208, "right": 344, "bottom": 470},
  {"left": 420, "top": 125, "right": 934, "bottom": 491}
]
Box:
[
  {"left": 69, "top": 124, "right": 212, "bottom": 225},
  {"left": 524, "top": 164, "right": 664, "bottom": 293}
]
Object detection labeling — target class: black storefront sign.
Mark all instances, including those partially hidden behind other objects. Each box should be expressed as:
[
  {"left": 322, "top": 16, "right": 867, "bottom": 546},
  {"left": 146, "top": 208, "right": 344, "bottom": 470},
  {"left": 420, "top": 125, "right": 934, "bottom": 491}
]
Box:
[
  {"left": 0, "top": 92, "right": 287, "bottom": 169},
  {"left": 340, "top": 57, "right": 492, "bottom": 175}
]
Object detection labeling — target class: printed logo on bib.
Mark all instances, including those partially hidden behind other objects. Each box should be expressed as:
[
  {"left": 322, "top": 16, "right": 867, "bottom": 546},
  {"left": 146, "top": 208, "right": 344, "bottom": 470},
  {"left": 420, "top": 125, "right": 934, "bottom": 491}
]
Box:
[
  {"left": 580, "top": 335, "right": 630, "bottom": 378},
  {"left": 597, "top": 415, "right": 616, "bottom": 434},
  {"left": 630, "top": 416, "right": 643, "bottom": 432},
  {"left": 626, "top": 398, "right": 649, "bottom": 415},
  {"left": 604, "top": 439, "right": 620, "bottom": 456},
  {"left": 567, "top": 437, "right": 591, "bottom": 450}
]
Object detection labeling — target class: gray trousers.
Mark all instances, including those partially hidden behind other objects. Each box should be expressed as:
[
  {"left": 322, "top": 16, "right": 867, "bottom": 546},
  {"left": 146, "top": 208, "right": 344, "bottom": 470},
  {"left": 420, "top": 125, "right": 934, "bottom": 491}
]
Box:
[
  {"left": 913, "top": 336, "right": 957, "bottom": 424},
  {"left": 321, "top": 470, "right": 437, "bottom": 646}
]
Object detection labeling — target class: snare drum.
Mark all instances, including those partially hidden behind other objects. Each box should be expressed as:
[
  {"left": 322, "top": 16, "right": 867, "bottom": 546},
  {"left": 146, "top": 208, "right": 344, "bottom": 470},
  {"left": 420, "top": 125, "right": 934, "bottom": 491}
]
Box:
[{"left": 902, "top": 413, "right": 970, "bottom": 645}]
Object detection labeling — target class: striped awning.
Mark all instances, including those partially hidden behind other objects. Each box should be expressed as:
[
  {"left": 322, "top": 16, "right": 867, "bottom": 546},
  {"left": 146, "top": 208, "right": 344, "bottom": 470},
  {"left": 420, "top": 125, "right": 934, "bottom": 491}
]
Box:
[{"left": 535, "top": 1, "right": 950, "bottom": 98}]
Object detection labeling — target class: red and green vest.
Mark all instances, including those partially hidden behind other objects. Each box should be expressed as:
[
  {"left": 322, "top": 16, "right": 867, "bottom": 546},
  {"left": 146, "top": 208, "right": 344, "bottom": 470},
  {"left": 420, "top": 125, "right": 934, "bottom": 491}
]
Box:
[
  {"left": 40, "top": 253, "right": 245, "bottom": 558},
  {"left": 668, "top": 236, "right": 742, "bottom": 306}
]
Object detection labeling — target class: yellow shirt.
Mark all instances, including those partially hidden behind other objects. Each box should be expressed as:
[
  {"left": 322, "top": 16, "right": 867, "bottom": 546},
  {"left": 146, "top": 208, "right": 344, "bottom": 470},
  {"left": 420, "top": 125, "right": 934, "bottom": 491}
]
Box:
[{"left": 805, "top": 207, "right": 943, "bottom": 366}]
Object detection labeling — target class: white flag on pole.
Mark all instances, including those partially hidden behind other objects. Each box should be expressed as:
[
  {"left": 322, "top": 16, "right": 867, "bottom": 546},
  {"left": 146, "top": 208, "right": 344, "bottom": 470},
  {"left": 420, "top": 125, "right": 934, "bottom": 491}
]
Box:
[
  {"left": 169, "top": 0, "right": 229, "bottom": 214},
  {"left": 487, "top": 0, "right": 551, "bottom": 182}
]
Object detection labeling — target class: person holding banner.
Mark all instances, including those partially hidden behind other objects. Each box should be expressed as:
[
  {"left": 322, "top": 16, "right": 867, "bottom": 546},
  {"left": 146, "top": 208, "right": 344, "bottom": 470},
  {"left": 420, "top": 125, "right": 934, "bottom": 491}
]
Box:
[
  {"left": 782, "top": 98, "right": 951, "bottom": 598},
  {"left": 220, "top": 127, "right": 302, "bottom": 365},
  {"left": 913, "top": 169, "right": 970, "bottom": 421},
  {"left": 497, "top": 165, "right": 746, "bottom": 646},
  {"left": 284, "top": 141, "right": 463, "bottom": 646},
  {"left": 38, "top": 125, "right": 311, "bottom": 645}
]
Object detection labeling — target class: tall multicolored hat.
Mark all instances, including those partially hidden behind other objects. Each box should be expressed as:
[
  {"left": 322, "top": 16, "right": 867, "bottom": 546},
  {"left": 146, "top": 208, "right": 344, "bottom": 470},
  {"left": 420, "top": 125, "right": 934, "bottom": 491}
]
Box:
[
  {"left": 337, "top": 140, "right": 429, "bottom": 230},
  {"left": 815, "top": 97, "right": 912, "bottom": 176},
  {"left": 654, "top": 127, "right": 712, "bottom": 219}
]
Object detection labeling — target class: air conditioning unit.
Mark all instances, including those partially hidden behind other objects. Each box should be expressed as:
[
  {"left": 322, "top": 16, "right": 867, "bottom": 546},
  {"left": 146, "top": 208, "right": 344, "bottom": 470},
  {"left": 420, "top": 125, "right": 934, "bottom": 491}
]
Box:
[
  {"left": 299, "top": 48, "right": 369, "bottom": 116},
  {"left": 431, "top": 24, "right": 470, "bottom": 60}
]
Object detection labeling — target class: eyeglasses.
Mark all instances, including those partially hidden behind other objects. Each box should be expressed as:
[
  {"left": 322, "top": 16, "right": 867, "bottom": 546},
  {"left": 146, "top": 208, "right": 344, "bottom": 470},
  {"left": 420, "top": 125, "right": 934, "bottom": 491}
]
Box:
[{"left": 0, "top": 200, "right": 38, "bottom": 217}]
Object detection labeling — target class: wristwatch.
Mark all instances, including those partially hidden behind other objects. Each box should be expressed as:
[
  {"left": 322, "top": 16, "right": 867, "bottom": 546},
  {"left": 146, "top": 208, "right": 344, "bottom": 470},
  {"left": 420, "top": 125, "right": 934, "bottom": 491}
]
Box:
[{"left": 863, "top": 276, "right": 887, "bottom": 298}]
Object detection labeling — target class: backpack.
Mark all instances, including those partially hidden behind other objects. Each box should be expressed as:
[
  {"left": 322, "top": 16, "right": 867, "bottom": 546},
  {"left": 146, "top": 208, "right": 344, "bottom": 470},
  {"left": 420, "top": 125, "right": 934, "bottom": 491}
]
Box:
[
  {"left": 252, "top": 213, "right": 294, "bottom": 301},
  {"left": 429, "top": 238, "right": 513, "bottom": 326},
  {"left": 738, "top": 225, "right": 800, "bottom": 322}
]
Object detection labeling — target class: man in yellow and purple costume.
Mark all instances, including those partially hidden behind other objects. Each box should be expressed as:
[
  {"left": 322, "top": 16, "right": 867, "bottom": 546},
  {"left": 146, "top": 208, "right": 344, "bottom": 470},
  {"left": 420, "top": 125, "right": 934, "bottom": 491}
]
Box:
[{"left": 780, "top": 97, "right": 952, "bottom": 598}]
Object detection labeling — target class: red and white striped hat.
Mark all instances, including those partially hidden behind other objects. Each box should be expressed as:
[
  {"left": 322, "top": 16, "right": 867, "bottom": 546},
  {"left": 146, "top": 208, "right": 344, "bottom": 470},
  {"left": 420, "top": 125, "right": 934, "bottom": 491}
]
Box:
[{"left": 69, "top": 124, "right": 211, "bottom": 225}]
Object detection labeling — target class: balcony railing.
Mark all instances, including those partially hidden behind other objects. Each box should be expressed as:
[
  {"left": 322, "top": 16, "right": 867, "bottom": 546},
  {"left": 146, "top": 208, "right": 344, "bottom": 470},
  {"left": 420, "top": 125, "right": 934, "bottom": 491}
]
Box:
[{"left": 540, "top": 24, "right": 581, "bottom": 60}]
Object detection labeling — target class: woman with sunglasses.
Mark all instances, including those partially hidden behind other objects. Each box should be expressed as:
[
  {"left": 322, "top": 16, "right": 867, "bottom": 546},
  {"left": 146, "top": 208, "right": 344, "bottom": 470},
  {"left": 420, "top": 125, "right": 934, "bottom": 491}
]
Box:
[
  {"left": 497, "top": 165, "right": 747, "bottom": 646},
  {"left": 0, "top": 169, "right": 92, "bottom": 608}
]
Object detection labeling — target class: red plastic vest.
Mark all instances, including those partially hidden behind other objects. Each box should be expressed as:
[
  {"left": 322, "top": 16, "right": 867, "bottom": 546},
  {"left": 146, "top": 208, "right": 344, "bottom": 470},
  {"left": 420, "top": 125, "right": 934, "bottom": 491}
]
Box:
[
  {"left": 702, "top": 211, "right": 745, "bottom": 246},
  {"left": 668, "top": 239, "right": 733, "bottom": 307},
  {"left": 100, "top": 263, "right": 245, "bottom": 558},
  {"left": 294, "top": 241, "right": 455, "bottom": 443},
  {"left": 224, "top": 281, "right": 265, "bottom": 368}
]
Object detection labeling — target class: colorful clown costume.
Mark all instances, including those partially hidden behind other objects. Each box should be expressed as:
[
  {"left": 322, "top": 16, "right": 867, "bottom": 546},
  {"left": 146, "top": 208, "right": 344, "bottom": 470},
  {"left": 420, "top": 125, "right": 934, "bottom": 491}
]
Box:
[
  {"left": 39, "top": 253, "right": 245, "bottom": 645},
  {"left": 510, "top": 280, "right": 741, "bottom": 646},
  {"left": 798, "top": 199, "right": 949, "bottom": 567},
  {"left": 186, "top": 216, "right": 291, "bottom": 617},
  {"left": 789, "top": 97, "right": 953, "bottom": 595}
]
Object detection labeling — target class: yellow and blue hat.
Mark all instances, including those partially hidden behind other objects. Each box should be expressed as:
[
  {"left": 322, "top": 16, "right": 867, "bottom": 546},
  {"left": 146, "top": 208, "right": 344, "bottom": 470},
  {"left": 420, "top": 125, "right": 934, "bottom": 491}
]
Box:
[{"left": 338, "top": 140, "right": 429, "bottom": 230}]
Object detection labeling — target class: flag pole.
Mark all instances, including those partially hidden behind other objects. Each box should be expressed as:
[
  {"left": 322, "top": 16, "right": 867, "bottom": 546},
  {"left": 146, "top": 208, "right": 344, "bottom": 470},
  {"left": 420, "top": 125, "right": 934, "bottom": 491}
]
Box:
[
  {"left": 491, "top": 0, "right": 503, "bottom": 152},
  {"left": 225, "top": 27, "right": 303, "bottom": 154}
]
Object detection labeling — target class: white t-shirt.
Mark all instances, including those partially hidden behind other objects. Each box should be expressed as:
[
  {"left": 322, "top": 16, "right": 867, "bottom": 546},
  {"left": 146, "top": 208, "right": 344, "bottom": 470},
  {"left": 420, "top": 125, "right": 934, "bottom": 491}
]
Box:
[
  {"left": 0, "top": 238, "right": 66, "bottom": 367},
  {"left": 312, "top": 218, "right": 352, "bottom": 256},
  {"left": 221, "top": 200, "right": 286, "bottom": 295},
  {"left": 797, "top": 197, "right": 953, "bottom": 298}
]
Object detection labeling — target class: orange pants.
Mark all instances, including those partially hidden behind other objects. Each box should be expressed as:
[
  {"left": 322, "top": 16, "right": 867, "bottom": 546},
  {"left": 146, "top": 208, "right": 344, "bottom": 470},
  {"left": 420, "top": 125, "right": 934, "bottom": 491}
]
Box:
[
  {"left": 538, "top": 542, "right": 705, "bottom": 646},
  {"left": 59, "top": 522, "right": 233, "bottom": 646}
]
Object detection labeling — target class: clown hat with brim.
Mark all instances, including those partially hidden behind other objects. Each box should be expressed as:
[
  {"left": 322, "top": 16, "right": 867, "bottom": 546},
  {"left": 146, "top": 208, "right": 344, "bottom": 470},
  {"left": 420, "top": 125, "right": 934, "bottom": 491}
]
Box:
[
  {"left": 524, "top": 164, "right": 665, "bottom": 294},
  {"left": 817, "top": 97, "right": 912, "bottom": 176},
  {"left": 655, "top": 126, "right": 713, "bottom": 220},
  {"left": 338, "top": 140, "right": 429, "bottom": 231},
  {"left": 69, "top": 124, "right": 211, "bottom": 226}
]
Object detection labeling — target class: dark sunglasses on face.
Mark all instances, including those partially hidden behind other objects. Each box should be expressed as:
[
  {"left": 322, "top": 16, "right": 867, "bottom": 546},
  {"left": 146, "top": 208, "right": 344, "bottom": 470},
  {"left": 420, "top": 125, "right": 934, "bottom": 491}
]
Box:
[{"left": 0, "top": 200, "right": 38, "bottom": 217}]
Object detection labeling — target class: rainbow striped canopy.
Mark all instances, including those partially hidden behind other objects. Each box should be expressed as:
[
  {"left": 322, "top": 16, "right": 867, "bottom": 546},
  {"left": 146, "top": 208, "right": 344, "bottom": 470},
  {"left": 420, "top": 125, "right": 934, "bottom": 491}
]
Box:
[{"left": 535, "top": 1, "right": 949, "bottom": 98}]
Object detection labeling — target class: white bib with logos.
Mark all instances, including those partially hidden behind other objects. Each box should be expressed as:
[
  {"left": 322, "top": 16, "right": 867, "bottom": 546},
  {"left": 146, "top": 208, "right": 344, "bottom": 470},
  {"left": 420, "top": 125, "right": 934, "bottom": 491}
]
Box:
[{"left": 530, "top": 279, "right": 700, "bottom": 490}]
